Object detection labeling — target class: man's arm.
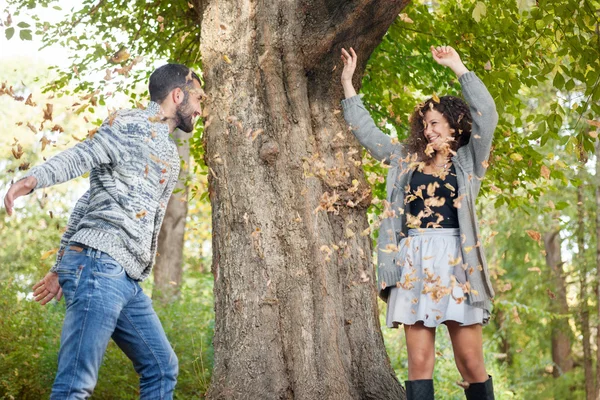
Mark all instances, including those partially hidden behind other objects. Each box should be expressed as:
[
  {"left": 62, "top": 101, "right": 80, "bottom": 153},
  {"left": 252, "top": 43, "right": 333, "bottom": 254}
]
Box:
[{"left": 4, "top": 116, "right": 125, "bottom": 216}]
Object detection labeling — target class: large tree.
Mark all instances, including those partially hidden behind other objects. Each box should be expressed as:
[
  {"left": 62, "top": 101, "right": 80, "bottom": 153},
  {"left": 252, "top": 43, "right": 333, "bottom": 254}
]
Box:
[{"left": 197, "top": 1, "right": 409, "bottom": 398}]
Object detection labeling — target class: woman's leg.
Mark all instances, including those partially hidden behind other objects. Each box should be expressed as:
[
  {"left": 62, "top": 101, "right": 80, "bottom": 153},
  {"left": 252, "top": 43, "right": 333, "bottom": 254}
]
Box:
[
  {"left": 445, "top": 321, "right": 488, "bottom": 383},
  {"left": 404, "top": 322, "right": 436, "bottom": 379}
]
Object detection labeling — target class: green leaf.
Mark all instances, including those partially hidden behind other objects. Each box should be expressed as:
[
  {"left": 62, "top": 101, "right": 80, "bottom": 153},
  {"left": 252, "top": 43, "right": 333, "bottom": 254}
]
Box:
[
  {"left": 5, "top": 27, "right": 15, "bottom": 40},
  {"left": 552, "top": 73, "right": 565, "bottom": 90},
  {"left": 19, "top": 29, "right": 33, "bottom": 41},
  {"left": 17, "top": 22, "right": 30, "bottom": 28},
  {"left": 472, "top": 2, "right": 487, "bottom": 23}
]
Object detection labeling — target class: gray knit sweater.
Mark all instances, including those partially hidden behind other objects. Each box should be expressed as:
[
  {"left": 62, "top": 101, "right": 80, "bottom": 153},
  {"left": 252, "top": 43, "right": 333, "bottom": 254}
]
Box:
[
  {"left": 23, "top": 102, "right": 180, "bottom": 281},
  {"left": 341, "top": 71, "right": 499, "bottom": 312}
]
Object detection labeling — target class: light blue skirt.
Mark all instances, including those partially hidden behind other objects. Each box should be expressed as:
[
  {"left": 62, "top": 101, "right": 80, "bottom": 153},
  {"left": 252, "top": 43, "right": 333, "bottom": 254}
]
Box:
[{"left": 386, "top": 228, "right": 490, "bottom": 328}]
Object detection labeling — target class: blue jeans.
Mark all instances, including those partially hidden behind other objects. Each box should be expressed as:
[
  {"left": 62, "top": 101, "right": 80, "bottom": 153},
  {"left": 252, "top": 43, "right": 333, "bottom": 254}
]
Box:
[{"left": 52, "top": 244, "right": 178, "bottom": 399}]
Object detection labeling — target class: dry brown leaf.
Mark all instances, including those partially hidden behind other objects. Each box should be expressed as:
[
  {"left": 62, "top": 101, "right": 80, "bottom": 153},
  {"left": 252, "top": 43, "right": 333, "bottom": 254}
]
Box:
[{"left": 40, "top": 248, "right": 58, "bottom": 260}]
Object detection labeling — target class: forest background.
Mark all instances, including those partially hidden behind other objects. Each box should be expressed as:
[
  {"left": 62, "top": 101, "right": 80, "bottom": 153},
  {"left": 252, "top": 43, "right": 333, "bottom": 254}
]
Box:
[{"left": 0, "top": 0, "right": 599, "bottom": 399}]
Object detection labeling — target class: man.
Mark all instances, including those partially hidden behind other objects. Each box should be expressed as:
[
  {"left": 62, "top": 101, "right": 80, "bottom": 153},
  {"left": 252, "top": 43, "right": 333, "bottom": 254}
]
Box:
[{"left": 4, "top": 64, "right": 203, "bottom": 399}]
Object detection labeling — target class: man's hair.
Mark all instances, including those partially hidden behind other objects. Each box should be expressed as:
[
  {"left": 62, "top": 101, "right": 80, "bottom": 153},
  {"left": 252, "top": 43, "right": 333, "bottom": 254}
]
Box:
[{"left": 149, "top": 64, "right": 201, "bottom": 103}]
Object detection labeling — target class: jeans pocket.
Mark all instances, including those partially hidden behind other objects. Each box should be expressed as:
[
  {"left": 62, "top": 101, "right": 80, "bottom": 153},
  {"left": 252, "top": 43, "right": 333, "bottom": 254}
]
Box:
[
  {"left": 93, "top": 255, "right": 125, "bottom": 278},
  {"left": 57, "top": 248, "right": 87, "bottom": 307}
]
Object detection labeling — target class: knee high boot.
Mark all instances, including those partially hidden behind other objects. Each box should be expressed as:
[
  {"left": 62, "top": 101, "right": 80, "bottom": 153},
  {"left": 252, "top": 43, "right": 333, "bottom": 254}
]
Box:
[
  {"left": 464, "top": 375, "right": 494, "bottom": 400},
  {"left": 405, "top": 379, "right": 434, "bottom": 400}
]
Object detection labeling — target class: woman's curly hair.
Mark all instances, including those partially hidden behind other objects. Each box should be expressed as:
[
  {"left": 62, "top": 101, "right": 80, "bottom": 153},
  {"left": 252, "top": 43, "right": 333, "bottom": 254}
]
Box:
[{"left": 405, "top": 95, "right": 472, "bottom": 163}]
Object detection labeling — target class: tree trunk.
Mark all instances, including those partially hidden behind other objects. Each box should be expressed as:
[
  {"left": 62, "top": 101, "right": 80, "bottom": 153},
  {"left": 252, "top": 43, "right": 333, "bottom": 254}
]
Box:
[
  {"left": 153, "top": 129, "right": 191, "bottom": 302},
  {"left": 595, "top": 138, "right": 600, "bottom": 399},
  {"left": 199, "top": 1, "right": 409, "bottom": 398},
  {"left": 543, "top": 228, "right": 573, "bottom": 377},
  {"left": 577, "top": 184, "right": 594, "bottom": 399}
]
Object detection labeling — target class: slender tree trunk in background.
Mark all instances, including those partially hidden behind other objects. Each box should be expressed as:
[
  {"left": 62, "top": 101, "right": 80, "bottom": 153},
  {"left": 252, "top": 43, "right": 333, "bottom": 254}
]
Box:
[
  {"left": 577, "top": 183, "right": 594, "bottom": 400},
  {"left": 543, "top": 228, "right": 573, "bottom": 377},
  {"left": 198, "top": 1, "right": 410, "bottom": 398},
  {"left": 153, "top": 130, "right": 191, "bottom": 302},
  {"left": 595, "top": 139, "right": 600, "bottom": 399}
]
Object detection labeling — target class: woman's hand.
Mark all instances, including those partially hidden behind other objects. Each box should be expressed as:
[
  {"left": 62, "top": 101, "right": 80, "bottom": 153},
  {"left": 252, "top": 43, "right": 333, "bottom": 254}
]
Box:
[
  {"left": 430, "top": 45, "right": 468, "bottom": 78},
  {"left": 341, "top": 47, "right": 358, "bottom": 99}
]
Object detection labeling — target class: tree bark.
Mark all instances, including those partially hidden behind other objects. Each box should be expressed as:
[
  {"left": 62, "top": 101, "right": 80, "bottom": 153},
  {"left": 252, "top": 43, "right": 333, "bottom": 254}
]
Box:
[
  {"left": 199, "top": 1, "right": 409, "bottom": 398},
  {"left": 153, "top": 129, "right": 191, "bottom": 302},
  {"left": 577, "top": 184, "right": 594, "bottom": 399},
  {"left": 543, "top": 228, "right": 573, "bottom": 377},
  {"left": 595, "top": 138, "right": 600, "bottom": 399}
]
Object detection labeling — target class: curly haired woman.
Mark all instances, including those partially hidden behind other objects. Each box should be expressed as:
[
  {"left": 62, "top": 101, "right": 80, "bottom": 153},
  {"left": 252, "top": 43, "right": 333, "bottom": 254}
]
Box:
[{"left": 340, "top": 46, "right": 498, "bottom": 400}]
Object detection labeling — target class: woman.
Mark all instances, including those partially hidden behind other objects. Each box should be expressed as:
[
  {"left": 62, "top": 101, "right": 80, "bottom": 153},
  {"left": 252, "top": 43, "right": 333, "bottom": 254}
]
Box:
[{"left": 340, "top": 46, "right": 498, "bottom": 400}]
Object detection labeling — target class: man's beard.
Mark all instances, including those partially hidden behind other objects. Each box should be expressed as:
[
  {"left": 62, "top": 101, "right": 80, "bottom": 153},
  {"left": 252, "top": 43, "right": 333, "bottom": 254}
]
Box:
[{"left": 175, "top": 101, "right": 196, "bottom": 133}]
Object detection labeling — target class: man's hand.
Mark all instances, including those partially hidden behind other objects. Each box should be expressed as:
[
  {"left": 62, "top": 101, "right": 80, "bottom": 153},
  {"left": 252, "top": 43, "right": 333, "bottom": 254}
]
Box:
[
  {"left": 33, "top": 272, "right": 63, "bottom": 305},
  {"left": 4, "top": 176, "right": 37, "bottom": 216}
]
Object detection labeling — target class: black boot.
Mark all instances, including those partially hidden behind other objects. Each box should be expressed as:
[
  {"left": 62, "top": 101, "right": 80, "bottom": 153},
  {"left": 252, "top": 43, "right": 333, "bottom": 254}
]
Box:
[
  {"left": 405, "top": 379, "right": 434, "bottom": 400},
  {"left": 464, "top": 375, "right": 494, "bottom": 400}
]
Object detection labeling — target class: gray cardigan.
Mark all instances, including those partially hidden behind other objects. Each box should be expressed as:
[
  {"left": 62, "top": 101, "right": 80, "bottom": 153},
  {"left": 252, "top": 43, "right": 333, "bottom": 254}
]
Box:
[{"left": 341, "top": 71, "right": 498, "bottom": 312}]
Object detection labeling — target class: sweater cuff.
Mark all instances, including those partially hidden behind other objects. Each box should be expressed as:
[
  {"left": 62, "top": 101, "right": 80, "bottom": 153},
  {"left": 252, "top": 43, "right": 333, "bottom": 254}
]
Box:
[
  {"left": 458, "top": 71, "right": 477, "bottom": 85},
  {"left": 20, "top": 167, "right": 49, "bottom": 191},
  {"left": 341, "top": 95, "right": 363, "bottom": 110}
]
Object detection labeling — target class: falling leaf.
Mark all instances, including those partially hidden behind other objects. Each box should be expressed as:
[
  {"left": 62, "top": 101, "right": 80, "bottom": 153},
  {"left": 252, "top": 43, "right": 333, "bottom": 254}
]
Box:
[
  {"left": 136, "top": 210, "right": 148, "bottom": 219},
  {"left": 40, "top": 248, "right": 58, "bottom": 260},
  {"left": 11, "top": 143, "right": 23, "bottom": 159},
  {"left": 472, "top": 1, "right": 487, "bottom": 22},
  {"left": 88, "top": 127, "right": 99, "bottom": 139},
  {"left": 19, "top": 162, "right": 30, "bottom": 171},
  {"left": 512, "top": 306, "right": 522, "bottom": 324},
  {"left": 526, "top": 230, "right": 541, "bottom": 243},
  {"left": 24, "top": 93, "right": 36, "bottom": 106},
  {"left": 180, "top": 31, "right": 190, "bottom": 44},
  {"left": 110, "top": 47, "right": 130, "bottom": 63},
  {"left": 586, "top": 119, "right": 600, "bottom": 128},
  {"left": 399, "top": 13, "right": 413, "bottom": 23},
  {"left": 484, "top": 61, "right": 492, "bottom": 70},
  {"left": 456, "top": 381, "right": 470, "bottom": 390},
  {"left": 547, "top": 288, "right": 556, "bottom": 300},
  {"left": 50, "top": 124, "right": 64, "bottom": 132},
  {"left": 540, "top": 165, "right": 550, "bottom": 180},
  {"left": 528, "top": 267, "right": 542, "bottom": 275},
  {"left": 26, "top": 122, "right": 37, "bottom": 134},
  {"left": 431, "top": 92, "right": 440, "bottom": 103},
  {"left": 40, "top": 136, "right": 52, "bottom": 151},
  {"left": 510, "top": 153, "right": 523, "bottom": 162}
]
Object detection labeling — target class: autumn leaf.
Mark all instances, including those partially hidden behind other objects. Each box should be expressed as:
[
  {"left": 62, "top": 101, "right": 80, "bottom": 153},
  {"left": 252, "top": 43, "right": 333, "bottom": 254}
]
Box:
[
  {"left": 110, "top": 47, "right": 130, "bottom": 63},
  {"left": 25, "top": 93, "right": 36, "bottom": 106},
  {"left": 399, "top": 13, "right": 413, "bottom": 23},
  {"left": 540, "top": 165, "right": 550, "bottom": 180},
  {"left": 586, "top": 119, "right": 600, "bottom": 128},
  {"left": 40, "top": 248, "right": 58, "bottom": 260},
  {"left": 11, "top": 143, "right": 23, "bottom": 159},
  {"left": 512, "top": 306, "right": 522, "bottom": 324},
  {"left": 526, "top": 230, "right": 541, "bottom": 243},
  {"left": 19, "top": 162, "right": 31, "bottom": 171},
  {"left": 40, "top": 136, "right": 52, "bottom": 151},
  {"left": 136, "top": 210, "right": 148, "bottom": 219},
  {"left": 50, "top": 124, "right": 65, "bottom": 132},
  {"left": 26, "top": 122, "right": 37, "bottom": 134},
  {"left": 431, "top": 92, "right": 440, "bottom": 103},
  {"left": 223, "top": 54, "right": 232, "bottom": 64},
  {"left": 528, "top": 267, "right": 542, "bottom": 275},
  {"left": 472, "top": 2, "right": 487, "bottom": 22}
]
